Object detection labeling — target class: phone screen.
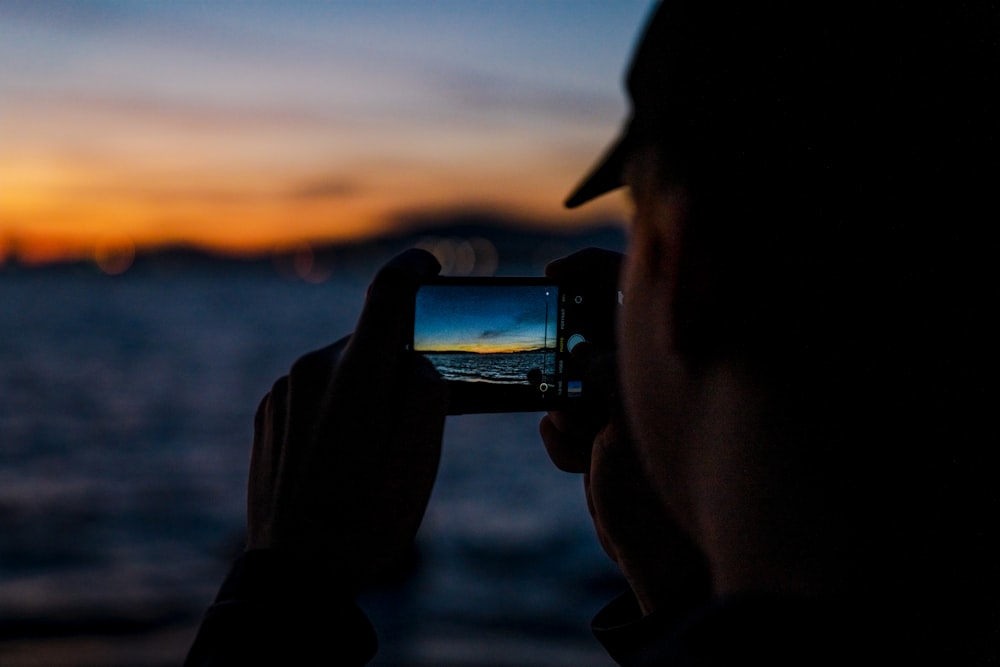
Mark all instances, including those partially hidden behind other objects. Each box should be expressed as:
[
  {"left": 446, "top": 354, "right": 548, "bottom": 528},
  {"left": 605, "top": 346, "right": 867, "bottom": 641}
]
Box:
[{"left": 411, "top": 277, "right": 602, "bottom": 414}]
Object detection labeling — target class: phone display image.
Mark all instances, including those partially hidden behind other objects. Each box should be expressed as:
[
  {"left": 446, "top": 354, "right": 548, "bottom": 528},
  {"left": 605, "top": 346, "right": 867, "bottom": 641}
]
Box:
[
  {"left": 415, "top": 283, "right": 558, "bottom": 385},
  {"left": 411, "top": 276, "right": 618, "bottom": 414}
]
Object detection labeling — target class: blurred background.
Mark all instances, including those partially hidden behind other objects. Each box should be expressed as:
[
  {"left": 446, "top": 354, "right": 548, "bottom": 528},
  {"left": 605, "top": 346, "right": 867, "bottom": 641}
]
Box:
[{"left": 1, "top": 2, "right": 649, "bottom": 664}]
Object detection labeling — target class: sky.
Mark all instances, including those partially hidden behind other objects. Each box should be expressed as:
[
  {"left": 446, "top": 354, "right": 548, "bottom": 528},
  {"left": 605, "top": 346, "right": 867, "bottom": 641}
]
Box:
[
  {"left": 414, "top": 284, "right": 558, "bottom": 354},
  {"left": 0, "top": 1, "right": 653, "bottom": 265}
]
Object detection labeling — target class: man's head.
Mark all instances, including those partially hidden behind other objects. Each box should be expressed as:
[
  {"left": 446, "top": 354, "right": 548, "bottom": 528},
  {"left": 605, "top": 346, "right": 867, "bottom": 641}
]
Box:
[
  {"left": 569, "top": 1, "right": 997, "bottom": 437},
  {"left": 569, "top": 0, "right": 998, "bottom": 656},
  {"left": 569, "top": 2, "right": 958, "bottom": 368}
]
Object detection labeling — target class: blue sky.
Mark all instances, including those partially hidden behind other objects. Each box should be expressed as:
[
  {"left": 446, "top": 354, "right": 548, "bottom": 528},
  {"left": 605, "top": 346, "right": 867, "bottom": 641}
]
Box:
[{"left": 414, "top": 283, "right": 559, "bottom": 352}]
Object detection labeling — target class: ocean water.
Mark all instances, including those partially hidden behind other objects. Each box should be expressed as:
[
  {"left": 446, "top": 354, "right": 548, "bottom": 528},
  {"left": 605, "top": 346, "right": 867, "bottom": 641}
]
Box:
[
  {"left": 425, "top": 351, "right": 557, "bottom": 385},
  {"left": 0, "top": 264, "right": 621, "bottom": 666}
]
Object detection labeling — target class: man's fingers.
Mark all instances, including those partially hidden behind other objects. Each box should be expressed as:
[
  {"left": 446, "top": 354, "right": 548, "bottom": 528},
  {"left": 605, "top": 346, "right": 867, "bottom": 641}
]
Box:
[
  {"left": 540, "top": 414, "right": 592, "bottom": 473},
  {"left": 256, "top": 376, "right": 289, "bottom": 469},
  {"left": 283, "top": 341, "right": 344, "bottom": 458},
  {"left": 545, "top": 247, "right": 623, "bottom": 282},
  {"left": 341, "top": 249, "right": 441, "bottom": 383},
  {"left": 381, "top": 354, "right": 447, "bottom": 494},
  {"left": 571, "top": 342, "right": 618, "bottom": 399},
  {"left": 329, "top": 250, "right": 440, "bottom": 454},
  {"left": 247, "top": 377, "right": 289, "bottom": 549}
]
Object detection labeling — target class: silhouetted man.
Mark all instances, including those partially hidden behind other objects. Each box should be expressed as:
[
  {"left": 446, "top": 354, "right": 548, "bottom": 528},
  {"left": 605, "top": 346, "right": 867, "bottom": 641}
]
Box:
[{"left": 187, "top": 3, "right": 998, "bottom": 664}]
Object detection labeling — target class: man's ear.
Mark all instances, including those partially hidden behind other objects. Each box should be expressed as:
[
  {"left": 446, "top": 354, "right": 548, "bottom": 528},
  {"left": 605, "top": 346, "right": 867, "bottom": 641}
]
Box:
[
  {"left": 622, "top": 145, "right": 692, "bottom": 350},
  {"left": 637, "top": 180, "right": 689, "bottom": 348},
  {"left": 651, "top": 184, "right": 687, "bottom": 288}
]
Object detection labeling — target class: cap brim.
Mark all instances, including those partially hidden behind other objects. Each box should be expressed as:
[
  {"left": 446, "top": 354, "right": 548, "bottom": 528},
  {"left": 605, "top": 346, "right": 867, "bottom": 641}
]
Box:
[{"left": 563, "top": 130, "right": 631, "bottom": 209}]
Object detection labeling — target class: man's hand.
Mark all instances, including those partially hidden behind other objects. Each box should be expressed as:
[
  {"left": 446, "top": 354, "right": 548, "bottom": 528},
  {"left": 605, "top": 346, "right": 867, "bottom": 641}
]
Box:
[
  {"left": 540, "top": 249, "right": 709, "bottom": 615},
  {"left": 246, "top": 249, "right": 447, "bottom": 586}
]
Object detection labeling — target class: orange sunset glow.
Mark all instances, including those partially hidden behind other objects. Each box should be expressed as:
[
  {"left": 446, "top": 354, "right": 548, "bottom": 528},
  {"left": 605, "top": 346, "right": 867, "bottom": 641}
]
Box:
[
  {"left": 1, "top": 2, "right": 649, "bottom": 266},
  {"left": 416, "top": 342, "right": 543, "bottom": 355}
]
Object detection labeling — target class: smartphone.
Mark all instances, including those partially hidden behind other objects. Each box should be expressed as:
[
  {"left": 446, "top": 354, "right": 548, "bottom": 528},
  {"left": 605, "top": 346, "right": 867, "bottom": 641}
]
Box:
[{"left": 409, "top": 276, "right": 618, "bottom": 414}]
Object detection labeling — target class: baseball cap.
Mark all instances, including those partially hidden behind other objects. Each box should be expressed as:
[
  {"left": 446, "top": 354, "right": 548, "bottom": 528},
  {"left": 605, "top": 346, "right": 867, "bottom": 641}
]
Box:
[
  {"left": 564, "top": 3, "right": 674, "bottom": 209},
  {"left": 564, "top": 3, "right": 941, "bottom": 210},
  {"left": 565, "top": 2, "right": 807, "bottom": 209}
]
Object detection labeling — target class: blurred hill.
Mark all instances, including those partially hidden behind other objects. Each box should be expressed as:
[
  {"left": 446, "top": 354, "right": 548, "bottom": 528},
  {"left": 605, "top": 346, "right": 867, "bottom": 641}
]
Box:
[{"left": 2, "top": 213, "right": 626, "bottom": 279}]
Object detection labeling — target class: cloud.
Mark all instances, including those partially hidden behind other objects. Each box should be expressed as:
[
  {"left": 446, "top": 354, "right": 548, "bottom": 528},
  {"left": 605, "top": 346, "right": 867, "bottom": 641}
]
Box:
[
  {"left": 435, "top": 67, "right": 620, "bottom": 124},
  {"left": 6, "top": 90, "right": 333, "bottom": 133},
  {"left": 0, "top": 1, "right": 135, "bottom": 30},
  {"left": 479, "top": 328, "right": 507, "bottom": 339},
  {"left": 287, "top": 178, "right": 360, "bottom": 200}
]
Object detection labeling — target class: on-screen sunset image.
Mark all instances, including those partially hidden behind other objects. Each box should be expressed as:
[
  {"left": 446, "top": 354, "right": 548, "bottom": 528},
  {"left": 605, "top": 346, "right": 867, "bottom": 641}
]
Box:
[
  {"left": 414, "top": 284, "right": 558, "bottom": 355},
  {"left": 414, "top": 282, "right": 560, "bottom": 389}
]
